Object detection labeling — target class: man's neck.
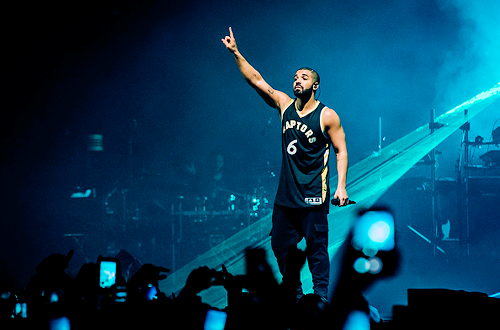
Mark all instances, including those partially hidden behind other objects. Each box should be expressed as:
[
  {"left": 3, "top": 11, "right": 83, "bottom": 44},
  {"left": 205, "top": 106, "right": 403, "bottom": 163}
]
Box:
[{"left": 295, "top": 96, "right": 318, "bottom": 113}]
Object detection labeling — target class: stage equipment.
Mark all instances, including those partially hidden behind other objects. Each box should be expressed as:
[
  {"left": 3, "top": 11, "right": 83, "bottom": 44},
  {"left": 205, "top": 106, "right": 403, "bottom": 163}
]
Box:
[
  {"left": 395, "top": 289, "right": 497, "bottom": 329},
  {"left": 480, "top": 150, "right": 500, "bottom": 167},
  {"left": 493, "top": 126, "right": 500, "bottom": 145},
  {"left": 406, "top": 109, "right": 449, "bottom": 255},
  {"left": 457, "top": 113, "right": 500, "bottom": 255},
  {"left": 170, "top": 190, "right": 266, "bottom": 271}
]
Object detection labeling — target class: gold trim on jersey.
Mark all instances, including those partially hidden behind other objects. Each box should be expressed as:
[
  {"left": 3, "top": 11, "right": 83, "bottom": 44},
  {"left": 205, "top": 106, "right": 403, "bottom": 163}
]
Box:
[
  {"left": 321, "top": 145, "right": 330, "bottom": 202},
  {"left": 280, "top": 99, "right": 295, "bottom": 121},
  {"left": 295, "top": 100, "right": 320, "bottom": 118},
  {"left": 320, "top": 107, "right": 327, "bottom": 137}
]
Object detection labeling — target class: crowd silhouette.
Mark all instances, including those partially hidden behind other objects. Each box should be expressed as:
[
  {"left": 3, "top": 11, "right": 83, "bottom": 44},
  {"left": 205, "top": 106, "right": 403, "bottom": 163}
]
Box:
[{"left": 1, "top": 207, "right": 400, "bottom": 330}]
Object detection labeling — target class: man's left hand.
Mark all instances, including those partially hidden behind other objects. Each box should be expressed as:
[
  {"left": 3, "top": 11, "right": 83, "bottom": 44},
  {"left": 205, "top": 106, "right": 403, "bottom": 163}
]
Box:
[{"left": 333, "top": 188, "right": 349, "bottom": 206}]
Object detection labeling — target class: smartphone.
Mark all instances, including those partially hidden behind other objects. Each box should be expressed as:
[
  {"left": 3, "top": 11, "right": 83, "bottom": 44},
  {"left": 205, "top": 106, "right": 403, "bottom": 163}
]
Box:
[
  {"left": 145, "top": 283, "right": 158, "bottom": 300},
  {"left": 98, "top": 258, "right": 118, "bottom": 289},
  {"left": 204, "top": 309, "right": 227, "bottom": 330}
]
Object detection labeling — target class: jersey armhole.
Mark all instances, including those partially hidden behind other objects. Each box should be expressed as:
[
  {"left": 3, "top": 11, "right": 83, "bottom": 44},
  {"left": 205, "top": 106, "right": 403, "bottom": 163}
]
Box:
[
  {"left": 320, "top": 107, "right": 329, "bottom": 139},
  {"left": 280, "top": 99, "right": 295, "bottom": 121}
]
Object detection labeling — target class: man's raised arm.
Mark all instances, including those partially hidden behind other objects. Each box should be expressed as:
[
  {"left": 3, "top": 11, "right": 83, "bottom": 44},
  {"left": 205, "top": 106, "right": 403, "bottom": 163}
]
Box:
[{"left": 222, "top": 27, "right": 290, "bottom": 111}]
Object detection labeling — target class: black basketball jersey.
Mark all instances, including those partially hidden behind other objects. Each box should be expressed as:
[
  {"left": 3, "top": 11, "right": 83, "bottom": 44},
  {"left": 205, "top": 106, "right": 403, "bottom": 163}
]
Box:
[{"left": 274, "top": 99, "right": 331, "bottom": 208}]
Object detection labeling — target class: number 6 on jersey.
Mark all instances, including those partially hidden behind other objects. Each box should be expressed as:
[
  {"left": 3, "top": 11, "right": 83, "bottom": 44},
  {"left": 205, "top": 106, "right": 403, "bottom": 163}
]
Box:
[{"left": 287, "top": 139, "right": 298, "bottom": 155}]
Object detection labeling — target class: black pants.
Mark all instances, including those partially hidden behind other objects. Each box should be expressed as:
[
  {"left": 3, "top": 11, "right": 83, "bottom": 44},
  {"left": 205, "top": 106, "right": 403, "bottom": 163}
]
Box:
[{"left": 270, "top": 202, "right": 330, "bottom": 299}]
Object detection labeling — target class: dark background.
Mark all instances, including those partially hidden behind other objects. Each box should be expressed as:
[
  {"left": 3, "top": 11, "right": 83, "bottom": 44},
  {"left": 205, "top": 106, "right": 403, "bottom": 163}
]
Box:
[{"left": 1, "top": 0, "right": 499, "bottom": 310}]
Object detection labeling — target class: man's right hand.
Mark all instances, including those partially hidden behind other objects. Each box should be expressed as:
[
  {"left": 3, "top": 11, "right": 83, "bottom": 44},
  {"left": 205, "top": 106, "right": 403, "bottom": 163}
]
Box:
[
  {"left": 221, "top": 27, "right": 291, "bottom": 112},
  {"left": 221, "top": 27, "right": 238, "bottom": 53}
]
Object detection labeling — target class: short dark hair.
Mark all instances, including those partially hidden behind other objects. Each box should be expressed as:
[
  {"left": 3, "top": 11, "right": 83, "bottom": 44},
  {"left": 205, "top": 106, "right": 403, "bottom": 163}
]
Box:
[{"left": 298, "top": 67, "right": 320, "bottom": 85}]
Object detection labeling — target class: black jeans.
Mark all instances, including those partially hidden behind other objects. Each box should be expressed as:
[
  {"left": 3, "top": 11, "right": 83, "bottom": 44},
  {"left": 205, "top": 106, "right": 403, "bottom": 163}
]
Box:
[{"left": 271, "top": 202, "right": 330, "bottom": 299}]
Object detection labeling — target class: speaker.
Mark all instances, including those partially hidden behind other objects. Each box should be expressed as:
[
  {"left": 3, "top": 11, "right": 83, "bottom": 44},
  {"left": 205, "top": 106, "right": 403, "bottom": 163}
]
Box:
[
  {"left": 392, "top": 288, "right": 500, "bottom": 329},
  {"left": 467, "top": 176, "right": 500, "bottom": 242}
]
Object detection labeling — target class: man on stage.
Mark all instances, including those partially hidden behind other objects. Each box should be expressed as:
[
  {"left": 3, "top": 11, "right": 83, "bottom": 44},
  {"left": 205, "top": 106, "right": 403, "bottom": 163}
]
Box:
[{"left": 222, "top": 27, "right": 349, "bottom": 300}]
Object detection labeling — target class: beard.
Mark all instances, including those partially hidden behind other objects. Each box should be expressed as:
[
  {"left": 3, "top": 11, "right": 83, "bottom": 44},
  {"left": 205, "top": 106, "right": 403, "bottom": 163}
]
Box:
[{"left": 293, "top": 85, "right": 314, "bottom": 98}]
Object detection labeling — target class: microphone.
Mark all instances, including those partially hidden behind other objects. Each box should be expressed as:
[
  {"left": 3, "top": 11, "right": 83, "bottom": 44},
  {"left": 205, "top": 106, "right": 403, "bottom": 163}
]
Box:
[{"left": 331, "top": 198, "right": 356, "bottom": 206}]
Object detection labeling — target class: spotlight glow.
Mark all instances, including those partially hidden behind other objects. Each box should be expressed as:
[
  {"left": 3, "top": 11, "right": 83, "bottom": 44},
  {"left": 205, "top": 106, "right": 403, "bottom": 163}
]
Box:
[
  {"left": 352, "top": 210, "right": 395, "bottom": 255},
  {"left": 353, "top": 257, "right": 370, "bottom": 274},
  {"left": 368, "top": 257, "right": 383, "bottom": 274},
  {"left": 368, "top": 221, "right": 391, "bottom": 243}
]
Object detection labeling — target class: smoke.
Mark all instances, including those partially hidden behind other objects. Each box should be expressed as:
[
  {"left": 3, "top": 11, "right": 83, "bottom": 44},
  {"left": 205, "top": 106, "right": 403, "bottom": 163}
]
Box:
[
  {"left": 432, "top": 0, "right": 500, "bottom": 175},
  {"left": 434, "top": 0, "right": 500, "bottom": 122}
]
